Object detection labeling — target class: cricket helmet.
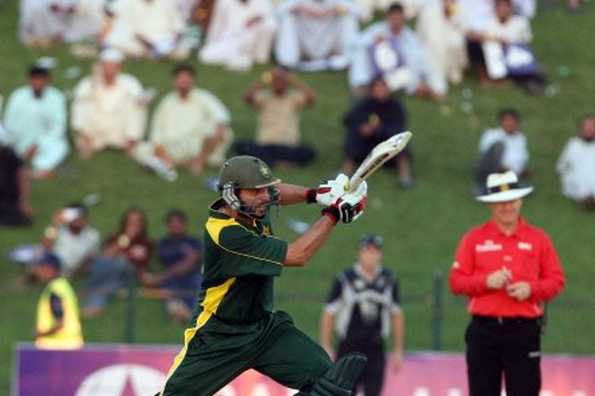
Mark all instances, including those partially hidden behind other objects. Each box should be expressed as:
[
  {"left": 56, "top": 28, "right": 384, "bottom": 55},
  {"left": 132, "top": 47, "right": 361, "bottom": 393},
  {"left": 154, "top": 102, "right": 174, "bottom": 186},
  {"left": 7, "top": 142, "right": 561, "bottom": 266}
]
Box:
[{"left": 218, "top": 156, "right": 281, "bottom": 218}]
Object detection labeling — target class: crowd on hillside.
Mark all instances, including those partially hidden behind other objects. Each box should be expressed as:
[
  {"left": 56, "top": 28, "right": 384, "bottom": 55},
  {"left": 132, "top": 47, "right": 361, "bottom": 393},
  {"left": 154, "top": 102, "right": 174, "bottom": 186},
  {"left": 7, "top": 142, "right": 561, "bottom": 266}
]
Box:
[{"left": 1, "top": 0, "right": 594, "bottom": 324}]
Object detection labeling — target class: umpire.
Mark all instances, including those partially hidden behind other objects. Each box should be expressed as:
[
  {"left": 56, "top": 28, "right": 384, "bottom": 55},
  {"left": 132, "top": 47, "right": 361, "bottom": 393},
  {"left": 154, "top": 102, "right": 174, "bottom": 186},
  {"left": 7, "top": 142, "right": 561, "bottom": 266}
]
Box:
[
  {"left": 449, "top": 171, "right": 565, "bottom": 396},
  {"left": 321, "top": 234, "right": 404, "bottom": 396}
]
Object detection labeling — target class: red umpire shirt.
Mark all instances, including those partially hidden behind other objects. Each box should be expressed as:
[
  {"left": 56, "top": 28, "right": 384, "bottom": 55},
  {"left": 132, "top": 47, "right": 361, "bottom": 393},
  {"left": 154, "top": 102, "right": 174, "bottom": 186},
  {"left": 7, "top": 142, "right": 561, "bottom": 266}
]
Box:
[{"left": 450, "top": 217, "right": 565, "bottom": 317}]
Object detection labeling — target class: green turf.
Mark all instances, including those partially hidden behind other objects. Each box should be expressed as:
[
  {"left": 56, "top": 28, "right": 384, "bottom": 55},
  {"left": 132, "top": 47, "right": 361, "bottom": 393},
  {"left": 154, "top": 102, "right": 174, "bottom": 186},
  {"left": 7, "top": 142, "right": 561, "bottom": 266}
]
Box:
[{"left": 2, "top": 0, "right": 595, "bottom": 393}]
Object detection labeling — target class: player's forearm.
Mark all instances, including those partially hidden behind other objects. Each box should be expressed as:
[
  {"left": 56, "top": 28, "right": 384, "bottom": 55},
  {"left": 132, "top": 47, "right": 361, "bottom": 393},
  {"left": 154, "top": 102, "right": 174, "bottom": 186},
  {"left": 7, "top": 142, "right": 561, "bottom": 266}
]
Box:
[
  {"left": 320, "top": 311, "right": 335, "bottom": 348},
  {"left": 284, "top": 216, "right": 335, "bottom": 266},
  {"left": 277, "top": 183, "right": 311, "bottom": 205},
  {"left": 393, "top": 311, "right": 404, "bottom": 354}
]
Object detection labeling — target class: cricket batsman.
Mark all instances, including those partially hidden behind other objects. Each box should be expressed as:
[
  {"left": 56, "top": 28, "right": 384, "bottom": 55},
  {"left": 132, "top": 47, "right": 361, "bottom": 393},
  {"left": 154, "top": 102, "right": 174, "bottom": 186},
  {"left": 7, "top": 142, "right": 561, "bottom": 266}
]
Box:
[{"left": 158, "top": 155, "right": 369, "bottom": 395}]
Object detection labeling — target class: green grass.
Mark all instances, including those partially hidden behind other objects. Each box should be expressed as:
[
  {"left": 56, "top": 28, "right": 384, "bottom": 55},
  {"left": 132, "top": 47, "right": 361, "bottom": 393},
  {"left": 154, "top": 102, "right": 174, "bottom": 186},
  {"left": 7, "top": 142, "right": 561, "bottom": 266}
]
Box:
[{"left": 2, "top": 0, "right": 595, "bottom": 392}]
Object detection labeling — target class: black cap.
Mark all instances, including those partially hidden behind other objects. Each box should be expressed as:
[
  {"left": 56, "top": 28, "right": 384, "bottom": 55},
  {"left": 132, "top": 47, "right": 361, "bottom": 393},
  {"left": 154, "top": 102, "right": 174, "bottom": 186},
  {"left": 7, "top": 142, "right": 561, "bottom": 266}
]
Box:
[{"left": 359, "top": 234, "right": 383, "bottom": 248}]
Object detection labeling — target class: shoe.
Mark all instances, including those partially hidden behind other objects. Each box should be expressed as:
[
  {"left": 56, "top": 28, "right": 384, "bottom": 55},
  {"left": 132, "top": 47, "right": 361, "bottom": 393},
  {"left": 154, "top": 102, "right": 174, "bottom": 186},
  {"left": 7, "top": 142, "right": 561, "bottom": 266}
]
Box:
[{"left": 399, "top": 176, "right": 415, "bottom": 190}]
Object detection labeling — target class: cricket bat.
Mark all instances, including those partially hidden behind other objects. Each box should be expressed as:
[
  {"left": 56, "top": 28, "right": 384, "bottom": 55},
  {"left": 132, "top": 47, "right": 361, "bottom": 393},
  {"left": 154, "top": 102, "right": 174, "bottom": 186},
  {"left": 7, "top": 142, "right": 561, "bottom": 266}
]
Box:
[{"left": 347, "top": 131, "right": 413, "bottom": 193}]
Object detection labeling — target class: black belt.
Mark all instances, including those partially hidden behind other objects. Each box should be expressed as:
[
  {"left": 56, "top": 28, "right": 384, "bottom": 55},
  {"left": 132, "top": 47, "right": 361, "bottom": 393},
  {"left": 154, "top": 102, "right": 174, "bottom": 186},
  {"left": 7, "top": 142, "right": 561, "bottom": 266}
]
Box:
[{"left": 472, "top": 315, "right": 542, "bottom": 326}]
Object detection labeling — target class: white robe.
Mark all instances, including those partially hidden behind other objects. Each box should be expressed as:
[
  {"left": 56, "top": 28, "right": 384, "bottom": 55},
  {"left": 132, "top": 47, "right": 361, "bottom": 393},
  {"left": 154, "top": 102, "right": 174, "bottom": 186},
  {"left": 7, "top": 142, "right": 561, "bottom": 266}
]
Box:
[
  {"left": 416, "top": 1, "right": 469, "bottom": 85},
  {"left": 19, "top": 0, "right": 104, "bottom": 45},
  {"left": 479, "top": 128, "right": 528, "bottom": 175},
  {"left": 276, "top": 0, "right": 361, "bottom": 70},
  {"left": 104, "top": 0, "right": 188, "bottom": 58},
  {"left": 146, "top": 88, "right": 232, "bottom": 165},
  {"left": 200, "top": 0, "right": 276, "bottom": 69},
  {"left": 557, "top": 137, "right": 595, "bottom": 201},
  {"left": 71, "top": 71, "right": 148, "bottom": 150}
]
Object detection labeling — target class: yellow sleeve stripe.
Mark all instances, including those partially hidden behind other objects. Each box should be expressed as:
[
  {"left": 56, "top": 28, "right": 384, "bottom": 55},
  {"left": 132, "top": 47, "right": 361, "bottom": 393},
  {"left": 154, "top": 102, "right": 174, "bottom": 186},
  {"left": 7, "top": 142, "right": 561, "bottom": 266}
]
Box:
[{"left": 205, "top": 217, "right": 283, "bottom": 266}]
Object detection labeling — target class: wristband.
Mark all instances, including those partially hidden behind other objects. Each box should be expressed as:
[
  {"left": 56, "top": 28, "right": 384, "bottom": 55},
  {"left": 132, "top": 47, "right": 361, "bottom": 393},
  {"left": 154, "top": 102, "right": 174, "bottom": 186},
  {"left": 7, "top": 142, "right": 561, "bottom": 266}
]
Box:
[
  {"left": 306, "top": 189, "right": 317, "bottom": 204},
  {"left": 321, "top": 206, "right": 339, "bottom": 224}
]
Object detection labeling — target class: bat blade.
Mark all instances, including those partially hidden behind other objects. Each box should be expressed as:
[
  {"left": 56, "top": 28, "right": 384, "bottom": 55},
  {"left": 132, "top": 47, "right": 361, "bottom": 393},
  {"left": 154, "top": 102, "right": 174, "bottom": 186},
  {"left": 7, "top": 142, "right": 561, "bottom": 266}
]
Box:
[{"left": 348, "top": 131, "right": 412, "bottom": 193}]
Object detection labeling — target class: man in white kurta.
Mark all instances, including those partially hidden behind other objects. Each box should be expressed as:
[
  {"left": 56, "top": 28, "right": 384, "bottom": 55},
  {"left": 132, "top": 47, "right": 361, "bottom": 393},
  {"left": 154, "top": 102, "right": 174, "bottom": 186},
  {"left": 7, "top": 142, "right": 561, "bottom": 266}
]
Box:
[
  {"left": 557, "top": 116, "right": 595, "bottom": 204},
  {"left": 3, "top": 66, "right": 69, "bottom": 178},
  {"left": 349, "top": 3, "right": 446, "bottom": 98},
  {"left": 19, "top": 0, "right": 104, "bottom": 47},
  {"left": 200, "top": 0, "right": 276, "bottom": 70},
  {"left": 132, "top": 64, "right": 232, "bottom": 176},
  {"left": 416, "top": 0, "right": 468, "bottom": 87},
  {"left": 71, "top": 49, "right": 148, "bottom": 157},
  {"left": 276, "top": 0, "right": 361, "bottom": 71},
  {"left": 476, "top": 109, "right": 528, "bottom": 190},
  {"left": 102, "top": 0, "right": 189, "bottom": 59}
]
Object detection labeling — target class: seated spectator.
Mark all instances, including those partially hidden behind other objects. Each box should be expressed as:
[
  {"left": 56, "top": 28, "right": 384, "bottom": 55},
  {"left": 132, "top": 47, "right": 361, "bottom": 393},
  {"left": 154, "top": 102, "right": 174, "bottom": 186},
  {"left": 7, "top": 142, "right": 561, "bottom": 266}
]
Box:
[
  {"left": 199, "top": 0, "right": 276, "bottom": 71},
  {"left": 557, "top": 115, "right": 595, "bottom": 209},
  {"left": 83, "top": 207, "right": 152, "bottom": 317},
  {"left": 343, "top": 77, "right": 413, "bottom": 189},
  {"left": 3, "top": 65, "right": 69, "bottom": 179},
  {"left": 349, "top": 3, "right": 446, "bottom": 100},
  {"left": 467, "top": 0, "right": 544, "bottom": 93},
  {"left": 42, "top": 204, "right": 100, "bottom": 277},
  {"left": 416, "top": 0, "right": 469, "bottom": 89},
  {"left": 72, "top": 49, "right": 148, "bottom": 158},
  {"left": 235, "top": 67, "right": 316, "bottom": 168},
  {"left": 0, "top": 145, "right": 32, "bottom": 226},
  {"left": 132, "top": 64, "right": 232, "bottom": 177},
  {"left": 141, "top": 209, "right": 202, "bottom": 324},
  {"left": 19, "top": 0, "right": 104, "bottom": 48},
  {"left": 476, "top": 108, "right": 529, "bottom": 192},
  {"left": 20, "top": 204, "right": 100, "bottom": 284},
  {"left": 101, "top": 0, "right": 190, "bottom": 59},
  {"left": 276, "top": 0, "right": 361, "bottom": 71}
]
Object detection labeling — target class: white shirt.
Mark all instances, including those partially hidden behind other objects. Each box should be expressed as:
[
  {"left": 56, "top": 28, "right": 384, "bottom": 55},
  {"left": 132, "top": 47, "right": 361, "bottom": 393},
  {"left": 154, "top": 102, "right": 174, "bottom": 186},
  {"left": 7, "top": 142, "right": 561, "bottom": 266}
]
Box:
[
  {"left": 479, "top": 128, "right": 529, "bottom": 174},
  {"left": 110, "top": 0, "right": 186, "bottom": 42},
  {"left": 556, "top": 137, "right": 595, "bottom": 200},
  {"left": 483, "top": 15, "right": 532, "bottom": 44},
  {"left": 53, "top": 226, "right": 100, "bottom": 276},
  {"left": 150, "top": 88, "right": 230, "bottom": 161}
]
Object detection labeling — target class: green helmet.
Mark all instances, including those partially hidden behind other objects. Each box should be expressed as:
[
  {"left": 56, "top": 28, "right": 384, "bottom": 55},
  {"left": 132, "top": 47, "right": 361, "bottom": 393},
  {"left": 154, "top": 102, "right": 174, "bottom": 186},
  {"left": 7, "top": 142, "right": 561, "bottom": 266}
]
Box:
[
  {"left": 218, "top": 155, "right": 281, "bottom": 190},
  {"left": 218, "top": 156, "right": 281, "bottom": 217}
]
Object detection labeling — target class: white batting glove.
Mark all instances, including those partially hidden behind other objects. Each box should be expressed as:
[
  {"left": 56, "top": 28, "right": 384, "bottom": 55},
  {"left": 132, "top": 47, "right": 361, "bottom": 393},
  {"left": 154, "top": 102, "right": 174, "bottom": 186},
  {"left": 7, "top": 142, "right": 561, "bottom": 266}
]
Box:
[
  {"left": 307, "top": 173, "right": 350, "bottom": 206},
  {"left": 322, "top": 181, "right": 367, "bottom": 224}
]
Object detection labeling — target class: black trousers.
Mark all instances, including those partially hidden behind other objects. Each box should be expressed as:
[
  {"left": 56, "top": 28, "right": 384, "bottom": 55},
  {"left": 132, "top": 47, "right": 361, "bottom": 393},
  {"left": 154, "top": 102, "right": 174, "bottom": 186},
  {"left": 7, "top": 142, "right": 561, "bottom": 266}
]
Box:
[
  {"left": 337, "top": 341, "right": 385, "bottom": 396},
  {"left": 465, "top": 316, "right": 542, "bottom": 396}
]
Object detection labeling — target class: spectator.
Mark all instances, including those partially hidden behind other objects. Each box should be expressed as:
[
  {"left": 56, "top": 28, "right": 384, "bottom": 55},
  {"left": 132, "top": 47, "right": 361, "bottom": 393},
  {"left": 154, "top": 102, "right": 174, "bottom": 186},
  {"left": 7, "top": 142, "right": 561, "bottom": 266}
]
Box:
[
  {"left": 468, "top": 0, "right": 545, "bottom": 93},
  {"left": 20, "top": 204, "right": 100, "bottom": 285},
  {"left": 476, "top": 108, "right": 529, "bottom": 193},
  {"left": 276, "top": 0, "right": 361, "bottom": 71},
  {"left": 19, "top": 0, "right": 104, "bottom": 48},
  {"left": 350, "top": 3, "right": 446, "bottom": 100},
  {"left": 416, "top": 0, "right": 469, "bottom": 89},
  {"left": 343, "top": 77, "right": 413, "bottom": 189},
  {"left": 41, "top": 204, "right": 100, "bottom": 277},
  {"left": 101, "top": 0, "right": 190, "bottom": 59},
  {"left": 557, "top": 115, "right": 595, "bottom": 209},
  {"left": 320, "top": 234, "right": 404, "bottom": 396},
  {"left": 83, "top": 207, "right": 152, "bottom": 317},
  {"left": 142, "top": 209, "right": 202, "bottom": 324},
  {"left": 0, "top": 145, "right": 32, "bottom": 226},
  {"left": 34, "top": 259, "right": 84, "bottom": 350},
  {"left": 3, "top": 65, "right": 69, "bottom": 179},
  {"left": 199, "top": 0, "right": 276, "bottom": 70},
  {"left": 71, "top": 49, "right": 149, "bottom": 159},
  {"left": 132, "top": 63, "right": 232, "bottom": 176},
  {"left": 235, "top": 67, "right": 317, "bottom": 168}
]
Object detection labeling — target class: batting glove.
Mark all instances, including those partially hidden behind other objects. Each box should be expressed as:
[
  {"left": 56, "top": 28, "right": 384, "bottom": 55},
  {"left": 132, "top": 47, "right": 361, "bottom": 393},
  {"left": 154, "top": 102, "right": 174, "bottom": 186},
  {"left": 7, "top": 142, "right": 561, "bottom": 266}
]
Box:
[
  {"left": 322, "top": 181, "right": 367, "bottom": 224},
  {"left": 306, "top": 173, "right": 349, "bottom": 206}
]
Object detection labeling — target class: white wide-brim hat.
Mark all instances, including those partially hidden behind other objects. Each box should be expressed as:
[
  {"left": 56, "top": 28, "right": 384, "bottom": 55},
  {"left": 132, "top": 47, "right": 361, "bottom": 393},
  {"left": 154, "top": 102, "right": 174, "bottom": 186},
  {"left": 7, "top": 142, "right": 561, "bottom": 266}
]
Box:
[{"left": 476, "top": 171, "right": 533, "bottom": 203}]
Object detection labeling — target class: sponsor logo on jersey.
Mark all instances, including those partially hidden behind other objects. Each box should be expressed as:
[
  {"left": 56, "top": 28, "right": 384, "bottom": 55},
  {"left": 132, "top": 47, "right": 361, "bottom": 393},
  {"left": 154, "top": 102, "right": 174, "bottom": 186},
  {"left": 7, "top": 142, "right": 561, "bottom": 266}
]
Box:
[{"left": 475, "top": 240, "right": 503, "bottom": 252}]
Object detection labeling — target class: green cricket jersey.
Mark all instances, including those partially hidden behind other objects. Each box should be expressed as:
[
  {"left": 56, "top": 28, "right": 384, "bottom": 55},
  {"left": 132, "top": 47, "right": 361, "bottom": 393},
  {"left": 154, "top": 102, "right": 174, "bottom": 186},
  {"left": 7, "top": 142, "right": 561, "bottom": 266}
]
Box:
[{"left": 190, "top": 200, "right": 288, "bottom": 331}]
